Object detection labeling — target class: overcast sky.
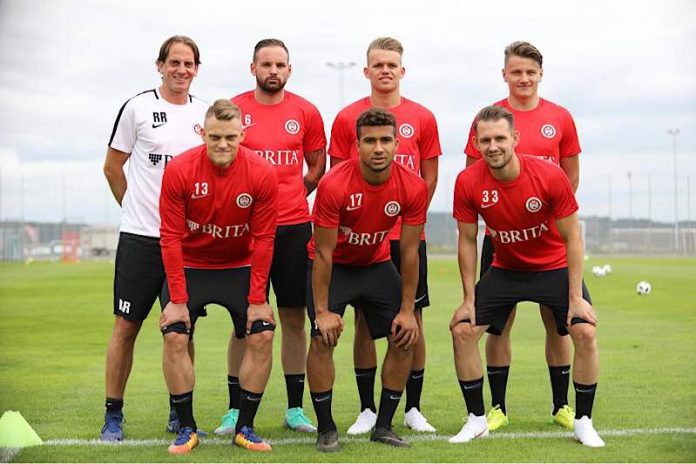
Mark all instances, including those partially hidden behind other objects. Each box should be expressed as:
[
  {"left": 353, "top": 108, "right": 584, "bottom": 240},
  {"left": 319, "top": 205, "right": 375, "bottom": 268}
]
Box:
[{"left": 0, "top": 0, "right": 694, "bottom": 224}]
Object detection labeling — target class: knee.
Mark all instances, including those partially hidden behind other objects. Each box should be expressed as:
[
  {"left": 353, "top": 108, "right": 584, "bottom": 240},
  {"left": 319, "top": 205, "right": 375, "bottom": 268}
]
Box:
[
  {"left": 247, "top": 329, "right": 274, "bottom": 351},
  {"left": 112, "top": 318, "right": 141, "bottom": 344},
  {"left": 569, "top": 323, "right": 597, "bottom": 348},
  {"left": 279, "top": 310, "right": 306, "bottom": 334},
  {"left": 163, "top": 332, "right": 189, "bottom": 354},
  {"left": 451, "top": 323, "right": 477, "bottom": 345},
  {"left": 309, "top": 337, "right": 332, "bottom": 356}
]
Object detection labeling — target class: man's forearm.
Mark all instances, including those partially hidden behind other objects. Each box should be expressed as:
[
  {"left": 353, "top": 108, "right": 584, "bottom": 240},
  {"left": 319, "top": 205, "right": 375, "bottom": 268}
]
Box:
[
  {"left": 566, "top": 229, "right": 585, "bottom": 300},
  {"left": 399, "top": 247, "right": 418, "bottom": 312},
  {"left": 458, "top": 237, "right": 477, "bottom": 303},
  {"left": 312, "top": 252, "right": 332, "bottom": 314}
]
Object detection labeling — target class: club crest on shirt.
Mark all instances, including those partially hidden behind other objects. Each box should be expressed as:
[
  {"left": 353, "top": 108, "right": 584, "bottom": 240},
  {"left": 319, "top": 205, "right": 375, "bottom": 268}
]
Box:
[
  {"left": 540, "top": 124, "right": 556, "bottom": 139},
  {"left": 526, "top": 197, "right": 542, "bottom": 213},
  {"left": 237, "top": 193, "right": 253, "bottom": 208},
  {"left": 399, "top": 123, "right": 415, "bottom": 139},
  {"left": 285, "top": 119, "right": 300, "bottom": 135},
  {"left": 384, "top": 201, "right": 401, "bottom": 217}
]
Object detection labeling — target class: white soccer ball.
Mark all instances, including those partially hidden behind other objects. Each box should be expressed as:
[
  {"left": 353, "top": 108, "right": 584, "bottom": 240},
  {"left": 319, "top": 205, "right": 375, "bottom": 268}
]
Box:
[
  {"left": 602, "top": 264, "right": 612, "bottom": 275},
  {"left": 636, "top": 281, "right": 652, "bottom": 295},
  {"left": 592, "top": 266, "right": 606, "bottom": 277}
]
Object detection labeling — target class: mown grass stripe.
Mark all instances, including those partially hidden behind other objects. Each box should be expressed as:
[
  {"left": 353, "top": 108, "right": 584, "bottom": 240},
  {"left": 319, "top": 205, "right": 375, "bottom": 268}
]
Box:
[{"left": 35, "top": 427, "right": 696, "bottom": 447}]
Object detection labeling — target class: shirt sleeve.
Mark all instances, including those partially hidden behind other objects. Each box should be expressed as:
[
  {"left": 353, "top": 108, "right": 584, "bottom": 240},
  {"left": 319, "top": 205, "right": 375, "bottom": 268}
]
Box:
[
  {"left": 108, "top": 99, "right": 137, "bottom": 154},
  {"left": 328, "top": 111, "right": 354, "bottom": 160},
  {"left": 303, "top": 104, "right": 327, "bottom": 153},
  {"left": 402, "top": 176, "right": 428, "bottom": 226},
  {"left": 547, "top": 166, "right": 579, "bottom": 219},
  {"left": 419, "top": 110, "right": 442, "bottom": 160},
  {"left": 313, "top": 177, "right": 342, "bottom": 228},
  {"left": 159, "top": 162, "right": 189, "bottom": 304},
  {"left": 453, "top": 171, "right": 479, "bottom": 223},
  {"left": 559, "top": 109, "right": 581, "bottom": 158},
  {"left": 463, "top": 118, "right": 481, "bottom": 159},
  {"left": 248, "top": 166, "right": 278, "bottom": 304}
]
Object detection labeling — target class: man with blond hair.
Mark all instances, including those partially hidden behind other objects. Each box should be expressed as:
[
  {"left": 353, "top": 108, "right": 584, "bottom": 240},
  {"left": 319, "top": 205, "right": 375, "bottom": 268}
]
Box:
[{"left": 159, "top": 100, "right": 278, "bottom": 454}]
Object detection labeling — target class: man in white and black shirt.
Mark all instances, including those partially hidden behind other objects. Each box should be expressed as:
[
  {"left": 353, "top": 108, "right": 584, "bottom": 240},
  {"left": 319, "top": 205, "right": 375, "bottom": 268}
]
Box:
[{"left": 101, "top": 35, "right": 208, "bottom": 441}]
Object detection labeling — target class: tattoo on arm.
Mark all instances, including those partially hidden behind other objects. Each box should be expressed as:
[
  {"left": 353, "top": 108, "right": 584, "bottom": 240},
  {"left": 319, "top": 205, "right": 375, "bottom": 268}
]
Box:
[{"left": 304, "top": 148, "right": 326, "bottom": 195}]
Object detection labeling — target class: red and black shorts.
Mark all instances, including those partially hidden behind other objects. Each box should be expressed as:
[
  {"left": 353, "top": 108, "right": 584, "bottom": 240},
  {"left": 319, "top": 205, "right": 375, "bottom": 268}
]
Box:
[{"left": 306, "top": 261, "right": 401, "bottom": 340}]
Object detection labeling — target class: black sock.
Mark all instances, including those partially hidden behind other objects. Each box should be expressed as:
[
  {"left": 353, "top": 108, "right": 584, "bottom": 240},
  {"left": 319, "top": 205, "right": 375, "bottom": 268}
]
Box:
[
  {"left": 549, "top": 365, "right": 571, "bottom": 414},
  {"left": 227, "top": 375, "right": 240, "bottom": 410},
  {"left": 354, "top": 367, "right": 377, "bottom": 412},
  {"left": 459, "top": 378, "right": 485, "bottom": 417},
  {"left": 285, "top": 374, "right": 305, "bottom": 409},
  {"left": 105, "top": 398, "right": 123, "bottom": 414},
  {"left": 310, "top": 390, "right": 336, "bottom": 434},
  {"left": 405, "top": 369, "right": 424, "bottom": 412},
  {"left": 574, "top": 382, "right": 597, "bottom": 419},
  {"left": 487, "top": 365, "right": 510, "bottom": 414},
  {"left": 168, "top": 396, "right": 175, "bottom": 413},
  {"left": 376, "top": 388, "right": 402, "bottom": 430},
  {"left": 170, "top": 391, "right": 196, "bottom": 431},
  {"left": 236, "top": 389, "right": 263, "bottom": 433}
]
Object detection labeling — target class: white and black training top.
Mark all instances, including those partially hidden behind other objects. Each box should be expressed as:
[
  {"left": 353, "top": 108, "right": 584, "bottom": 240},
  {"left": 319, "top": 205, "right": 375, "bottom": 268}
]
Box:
[{"left": 109, "top": 89, "right": 208, "bottom": 238}]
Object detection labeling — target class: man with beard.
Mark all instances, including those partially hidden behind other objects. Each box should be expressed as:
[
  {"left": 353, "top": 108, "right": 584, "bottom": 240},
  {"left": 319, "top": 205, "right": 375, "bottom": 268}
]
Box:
[{"left": 214, "top": 38, "right": 326, "bottom": 436}]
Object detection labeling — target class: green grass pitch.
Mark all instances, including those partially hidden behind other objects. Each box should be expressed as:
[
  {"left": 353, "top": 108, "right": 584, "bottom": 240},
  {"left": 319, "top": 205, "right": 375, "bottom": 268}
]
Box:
[{"left": 0, "top": 256, "right": 695, "bottom": 462}]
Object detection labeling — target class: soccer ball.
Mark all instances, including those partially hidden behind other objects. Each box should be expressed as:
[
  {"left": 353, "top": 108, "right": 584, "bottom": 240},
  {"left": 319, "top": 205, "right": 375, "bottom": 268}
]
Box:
[
  {"left": 602, "top": 264, "right": 612, "bottom": 274},
  {"left": 636, "top": 281, "right": 652, "bottom": 295},
  {"left": 592, "top": 266, "right": 606, "bottom": 277}
]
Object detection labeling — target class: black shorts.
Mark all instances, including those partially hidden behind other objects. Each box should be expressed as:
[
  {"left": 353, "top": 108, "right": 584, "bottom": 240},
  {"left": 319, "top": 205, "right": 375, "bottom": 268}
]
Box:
[
  {"left": 471, "top": 267, "right": 592, "bottom": 336},
  {"left": 112, "top": 232, "right": 165, "bottom": 321},
  {"left": 306, "top": 261, "right": 401, "bottom": 340},
  {"left": 389, "top": 240, "right": 429, "bottom": 310},
  {"left": 480, "top": 235, "right": 494, "bottom": 279},
  {"left": 161, "top": 267, "right": 275, "bottom": 338},
  {"left": 268, "top": 222, "right": 312, "bottom": 308}
]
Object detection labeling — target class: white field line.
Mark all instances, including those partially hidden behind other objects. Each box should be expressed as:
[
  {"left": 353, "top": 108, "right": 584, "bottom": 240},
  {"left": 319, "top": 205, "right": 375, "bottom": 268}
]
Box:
[{"left": 31, "top": 427, "right": 696, "bottom": 447}]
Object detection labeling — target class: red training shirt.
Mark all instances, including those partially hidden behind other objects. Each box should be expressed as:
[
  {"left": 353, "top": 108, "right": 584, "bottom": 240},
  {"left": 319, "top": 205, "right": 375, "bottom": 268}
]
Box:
[
  {"left": 329, "top": 97, "right": 441, "bottom": 240},
  {"left": 232, "top": 91, "right": 326, "bottom": 226},
  {"left": 160, "top": 144, "right": 278, "bottom": 304},
  {"left": 453, "top": 155, "right": 578, "bottom": 271},
  {"left": 464, "top": 98, "right": 581, "bottom": 164},
  {"left": 308, "top": 158, "right": 427, "bottom": 266}
]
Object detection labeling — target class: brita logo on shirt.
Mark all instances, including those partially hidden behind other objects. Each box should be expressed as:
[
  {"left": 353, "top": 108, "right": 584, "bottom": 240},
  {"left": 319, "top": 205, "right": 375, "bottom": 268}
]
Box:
[{"left": 489, "top": 220, "right": 550, "bottom": 244}]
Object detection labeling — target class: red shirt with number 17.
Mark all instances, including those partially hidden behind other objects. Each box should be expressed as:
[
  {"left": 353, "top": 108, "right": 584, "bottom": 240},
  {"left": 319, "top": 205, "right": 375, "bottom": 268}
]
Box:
[
  {"left": 453, "top": 155, "right": 578, "bottom": 271},
  {"left": 329, "top": 97, "right": 441, "bottom": 241},
  {"left": 308, "top": 158, "right": 427, "bottom": 266}
]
